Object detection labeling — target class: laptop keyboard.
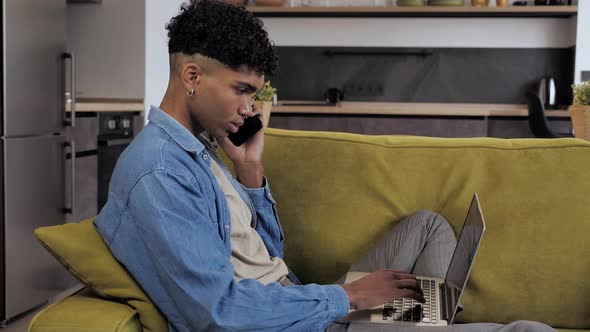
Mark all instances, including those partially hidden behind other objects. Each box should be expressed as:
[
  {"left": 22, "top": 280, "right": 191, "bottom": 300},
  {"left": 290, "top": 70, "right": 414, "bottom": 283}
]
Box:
[{"left": 382, "top": 279, "right": 438, "bottom": 324}]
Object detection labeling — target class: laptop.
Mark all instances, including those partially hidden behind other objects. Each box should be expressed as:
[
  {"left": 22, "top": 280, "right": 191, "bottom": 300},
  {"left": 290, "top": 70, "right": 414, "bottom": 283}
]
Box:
[{"left": 340, "top": 193, "right": 486, "bottom": 327}]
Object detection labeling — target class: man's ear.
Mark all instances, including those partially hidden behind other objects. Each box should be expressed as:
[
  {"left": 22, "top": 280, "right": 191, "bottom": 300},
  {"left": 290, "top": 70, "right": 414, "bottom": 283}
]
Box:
[{"left": 181, "top": 62, "right": 203, "bottom": 93}]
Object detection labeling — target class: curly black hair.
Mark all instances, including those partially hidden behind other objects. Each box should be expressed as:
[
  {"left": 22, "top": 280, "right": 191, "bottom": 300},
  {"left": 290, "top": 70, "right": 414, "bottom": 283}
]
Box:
[{"left": 166, "top": 0, "right": 278, "bottom": 77}]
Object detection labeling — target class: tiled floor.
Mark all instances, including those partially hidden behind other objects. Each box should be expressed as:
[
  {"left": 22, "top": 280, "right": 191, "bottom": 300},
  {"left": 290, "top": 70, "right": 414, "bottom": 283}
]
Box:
[
  {"left": 1, "top": 284, "right": 84, "bottom": 331},
  {"left": 2, "top": 311, "right": 35, "bottom": 332}
]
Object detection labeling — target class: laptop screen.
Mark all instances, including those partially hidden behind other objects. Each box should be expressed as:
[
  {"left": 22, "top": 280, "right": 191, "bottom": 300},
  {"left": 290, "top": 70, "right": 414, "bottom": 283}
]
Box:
[{"left": 443, "top": 194, "right": 486, "bottom": 324}]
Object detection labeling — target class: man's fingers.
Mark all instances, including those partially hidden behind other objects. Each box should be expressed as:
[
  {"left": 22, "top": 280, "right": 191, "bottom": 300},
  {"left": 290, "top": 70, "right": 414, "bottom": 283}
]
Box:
[
  {"left": 396, "top": 279, "right": 423, "bottom": 295},
  {"left": 381, "top": 269, "right": 416, "bottom": 280},
  {"left": 390, "top": 272, "right": 416, "bottom": 281},
  {"left": 385, "top": 269, "right": 411, "bottom": 275},
  {"left": 397, "top": 289, "right": 425, "bottom": 303}
]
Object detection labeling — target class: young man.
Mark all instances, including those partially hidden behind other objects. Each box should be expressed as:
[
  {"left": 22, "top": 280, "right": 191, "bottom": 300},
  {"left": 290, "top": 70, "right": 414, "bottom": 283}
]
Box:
[{"left": 94, "top": 1, "right": 554, "bottom": 331}]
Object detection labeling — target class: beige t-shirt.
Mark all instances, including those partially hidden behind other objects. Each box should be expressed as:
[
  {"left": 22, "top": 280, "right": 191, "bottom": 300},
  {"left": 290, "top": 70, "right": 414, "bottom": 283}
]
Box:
[{"left": 209, "top": 158, "right": 289, "bottom": 285}]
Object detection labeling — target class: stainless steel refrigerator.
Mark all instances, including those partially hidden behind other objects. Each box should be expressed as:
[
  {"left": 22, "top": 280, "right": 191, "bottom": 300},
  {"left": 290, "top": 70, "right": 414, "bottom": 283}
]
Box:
[{"left": 1, "top": 0, "right": 76, "bottom": 324}]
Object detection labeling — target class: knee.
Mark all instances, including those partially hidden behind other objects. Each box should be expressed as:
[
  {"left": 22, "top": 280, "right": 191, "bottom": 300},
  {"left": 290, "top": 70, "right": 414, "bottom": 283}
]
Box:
[
  {"left": 412, "top": 209, "right": 449, "bottom": 227},
  {"left": 506, "top": 320, "right": 555, "bottom": 332},
  {"left": 412, "top": 209, "right": 440, "bottom": 220},
  {"left": 409, "top": 209, "right": 454, "bottom": 235}
]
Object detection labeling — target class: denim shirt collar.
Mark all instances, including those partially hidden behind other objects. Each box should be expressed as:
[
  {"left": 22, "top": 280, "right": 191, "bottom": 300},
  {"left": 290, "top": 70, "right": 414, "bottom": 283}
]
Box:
[{"left": 148, "top": 105, "right": 205, "bottom": 154}]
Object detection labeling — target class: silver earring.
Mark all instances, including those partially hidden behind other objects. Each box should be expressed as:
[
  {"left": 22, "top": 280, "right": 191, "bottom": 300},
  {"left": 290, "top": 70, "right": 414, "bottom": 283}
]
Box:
[{"left": 186, "top": 89, "right": 195, "bottom": 97}]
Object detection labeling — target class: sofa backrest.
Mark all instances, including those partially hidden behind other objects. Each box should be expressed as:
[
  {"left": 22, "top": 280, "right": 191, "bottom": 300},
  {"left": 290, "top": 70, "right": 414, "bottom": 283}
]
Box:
[{"left": 260, "top": 128, "right": 590, "bottom": 328}]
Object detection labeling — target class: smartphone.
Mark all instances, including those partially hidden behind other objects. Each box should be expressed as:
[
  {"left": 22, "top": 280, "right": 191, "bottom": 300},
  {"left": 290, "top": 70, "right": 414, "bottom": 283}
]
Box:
[{"left": 228, "top": 116, "right": 263, "bottom": 146}]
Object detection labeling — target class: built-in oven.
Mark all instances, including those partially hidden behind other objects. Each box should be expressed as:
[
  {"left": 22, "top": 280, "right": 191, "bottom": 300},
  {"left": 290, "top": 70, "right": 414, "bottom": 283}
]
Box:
[
  {"left": 65, "top": 111, "right": 142, "bottom": 223},
  {"left": 97, "top": 112, "right": 135, "bottom": 210}
]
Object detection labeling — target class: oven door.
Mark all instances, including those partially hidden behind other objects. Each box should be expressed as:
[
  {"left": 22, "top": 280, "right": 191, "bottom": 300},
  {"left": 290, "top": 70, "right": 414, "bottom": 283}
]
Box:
[{"left": 97, "top": 138, "right": 132, "bottom": 210}]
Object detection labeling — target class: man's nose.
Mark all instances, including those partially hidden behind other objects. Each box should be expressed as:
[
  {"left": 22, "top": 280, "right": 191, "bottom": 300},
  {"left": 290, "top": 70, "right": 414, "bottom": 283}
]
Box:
[
  {"left": 239, "top": 102, "right": 254, "bottom": 117},
  {"left": 241, "top": 99, "right": 256, "bottom": 116}
]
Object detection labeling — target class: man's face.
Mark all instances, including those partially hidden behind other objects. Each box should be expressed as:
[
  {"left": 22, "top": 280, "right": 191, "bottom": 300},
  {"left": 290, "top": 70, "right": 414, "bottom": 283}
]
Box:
[{"left": 193, "top": 65, "right": 264, "bottom": 139}]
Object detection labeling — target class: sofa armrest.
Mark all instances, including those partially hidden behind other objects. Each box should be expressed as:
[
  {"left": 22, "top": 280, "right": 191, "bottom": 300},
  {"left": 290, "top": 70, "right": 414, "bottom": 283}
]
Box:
[{"left": 28, "top": 287, "right": 142, "bottom": 332}]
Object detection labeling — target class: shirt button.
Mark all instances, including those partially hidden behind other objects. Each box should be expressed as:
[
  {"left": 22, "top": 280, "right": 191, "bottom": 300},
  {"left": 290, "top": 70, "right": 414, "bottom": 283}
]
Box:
[
  {"left": 203, "top": 154, "right": 209, "bottom": 161},
  {"left": 225, "top": 225, "right": 229, "bottom": 230}
]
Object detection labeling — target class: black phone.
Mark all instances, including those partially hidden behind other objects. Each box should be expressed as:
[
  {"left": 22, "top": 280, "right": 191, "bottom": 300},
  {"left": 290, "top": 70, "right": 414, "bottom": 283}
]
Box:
[{"left": 228, "top": 116, "right": 263, "bottom": 146}]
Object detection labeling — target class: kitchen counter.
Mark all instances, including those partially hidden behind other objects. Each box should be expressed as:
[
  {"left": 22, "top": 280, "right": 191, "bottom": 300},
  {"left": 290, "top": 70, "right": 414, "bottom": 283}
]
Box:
[
  {"left": 273, "top": 101, "right": 571, "bottom": 118},
  {"left": 65, "top": 99, "right": 571, "bottom": 118},
  {"left": 66, "top": 98, "right": 144, "bottom": 113}
]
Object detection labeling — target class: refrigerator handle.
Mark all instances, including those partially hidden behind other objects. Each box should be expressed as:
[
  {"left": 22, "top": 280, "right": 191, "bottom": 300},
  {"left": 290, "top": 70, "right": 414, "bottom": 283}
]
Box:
[
  {"left": 62, "top": 52, "right": 76, "bottom": 127},
  {"left": 63, "top": 141, "right": 75, "bottom": 214}
]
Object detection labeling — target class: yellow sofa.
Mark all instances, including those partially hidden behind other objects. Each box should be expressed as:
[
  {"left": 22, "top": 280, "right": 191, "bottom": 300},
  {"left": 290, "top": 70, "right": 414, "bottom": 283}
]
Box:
[{"left": 29, "top": 128, "right": 590, "bottom": 331}]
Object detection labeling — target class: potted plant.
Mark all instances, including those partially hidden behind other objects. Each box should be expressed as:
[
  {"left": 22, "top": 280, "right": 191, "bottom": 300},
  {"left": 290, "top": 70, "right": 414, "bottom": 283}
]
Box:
[
  {"left": 253, "top": 80, "right": 277, "bottom": 128},
  {"left": 569, "top": 81, "right": 590, "bottom": 140}
]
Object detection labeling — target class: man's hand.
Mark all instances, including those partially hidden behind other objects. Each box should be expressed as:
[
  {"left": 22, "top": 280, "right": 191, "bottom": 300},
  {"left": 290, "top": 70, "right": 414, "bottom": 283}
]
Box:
[
  {"left": 340, "top": 270, "right": 424, "bottom": 310},
  {"left": 216, "top": 114, "right": 265, "bottom": 189}
]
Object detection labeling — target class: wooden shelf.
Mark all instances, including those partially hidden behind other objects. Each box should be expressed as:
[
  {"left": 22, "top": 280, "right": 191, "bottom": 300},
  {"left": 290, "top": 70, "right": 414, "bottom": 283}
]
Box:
[{"left": 247, "top": 5, "right": 577, "bottom": 18}]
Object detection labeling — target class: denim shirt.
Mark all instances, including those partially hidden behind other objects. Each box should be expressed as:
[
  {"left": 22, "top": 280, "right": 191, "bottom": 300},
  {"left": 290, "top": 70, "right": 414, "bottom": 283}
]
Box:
[{"left": 94, "top": 106, "right": 349, "bottom": 332}]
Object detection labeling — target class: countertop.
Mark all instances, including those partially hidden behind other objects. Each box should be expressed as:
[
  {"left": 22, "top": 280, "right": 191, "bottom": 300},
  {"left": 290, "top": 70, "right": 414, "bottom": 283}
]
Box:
[
  {"left": 65, "top": 99, "right": 571, "bottom": 118},
  {"left": 66, "top": 98, "right": 144, "bottom": 112},
  {"left": 272, "top": 101, "right": 571, "bottom": 118}
]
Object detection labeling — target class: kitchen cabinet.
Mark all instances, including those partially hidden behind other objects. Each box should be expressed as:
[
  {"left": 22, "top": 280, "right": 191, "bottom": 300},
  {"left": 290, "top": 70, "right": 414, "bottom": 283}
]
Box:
[
  {"left": 269, "top": 114, "right": 572, "bottom": 138},
  {"left": 67, "top": 0, "right": 144, "bottom": 99}
]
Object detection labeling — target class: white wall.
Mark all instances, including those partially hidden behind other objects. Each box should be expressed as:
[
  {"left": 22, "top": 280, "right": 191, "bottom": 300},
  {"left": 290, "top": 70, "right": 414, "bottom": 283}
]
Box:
[
  {"left": 67, "top": 0, "right": 145, "bottom": 99},
  {"left": 145, "top": 0, "right": 185, "bottom": 115},
  {"left": 574, "top": 0, "right": 589, "bottom": 83}
]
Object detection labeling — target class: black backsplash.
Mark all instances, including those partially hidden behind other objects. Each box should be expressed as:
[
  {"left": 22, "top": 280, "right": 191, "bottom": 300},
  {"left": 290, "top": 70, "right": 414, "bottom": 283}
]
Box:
[{"left": 273, "top": 46, "right": 575, "bottom": 106}]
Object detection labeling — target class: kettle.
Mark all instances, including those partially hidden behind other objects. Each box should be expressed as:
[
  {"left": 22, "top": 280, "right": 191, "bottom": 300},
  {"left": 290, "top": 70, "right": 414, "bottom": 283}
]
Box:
[
  {"left": 537, "top": 76, "right": 557, "bottom": 109},
  {"left": 325, "top": 88, "right": 344, "bottom": 105}
]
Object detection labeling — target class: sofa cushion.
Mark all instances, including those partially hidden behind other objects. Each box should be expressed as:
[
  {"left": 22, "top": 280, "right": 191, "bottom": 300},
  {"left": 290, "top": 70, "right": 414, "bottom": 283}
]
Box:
[
  {"left": 28, "top": 288, "right": 142, "bottom": 332},
  {"left": 260, "top": 128, "right": 590, "bottom": 329},
  {"left": 33, "top": 219, "right": 167, "bottom": 332}
]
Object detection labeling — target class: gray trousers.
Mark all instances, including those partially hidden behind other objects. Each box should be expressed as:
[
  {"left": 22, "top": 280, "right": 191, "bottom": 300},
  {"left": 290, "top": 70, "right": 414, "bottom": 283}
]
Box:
[{"left": 327, "top": 210, "right": 555, "bottom": 332}]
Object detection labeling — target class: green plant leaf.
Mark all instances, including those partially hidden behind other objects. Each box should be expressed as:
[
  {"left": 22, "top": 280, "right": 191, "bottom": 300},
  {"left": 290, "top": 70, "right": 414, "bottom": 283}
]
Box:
[
  {"left": 572, "top": 81, "right": 590, "bottom": 106},
  {"left": 253, "top": 80, "right": 277, "bottom": 102}
]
